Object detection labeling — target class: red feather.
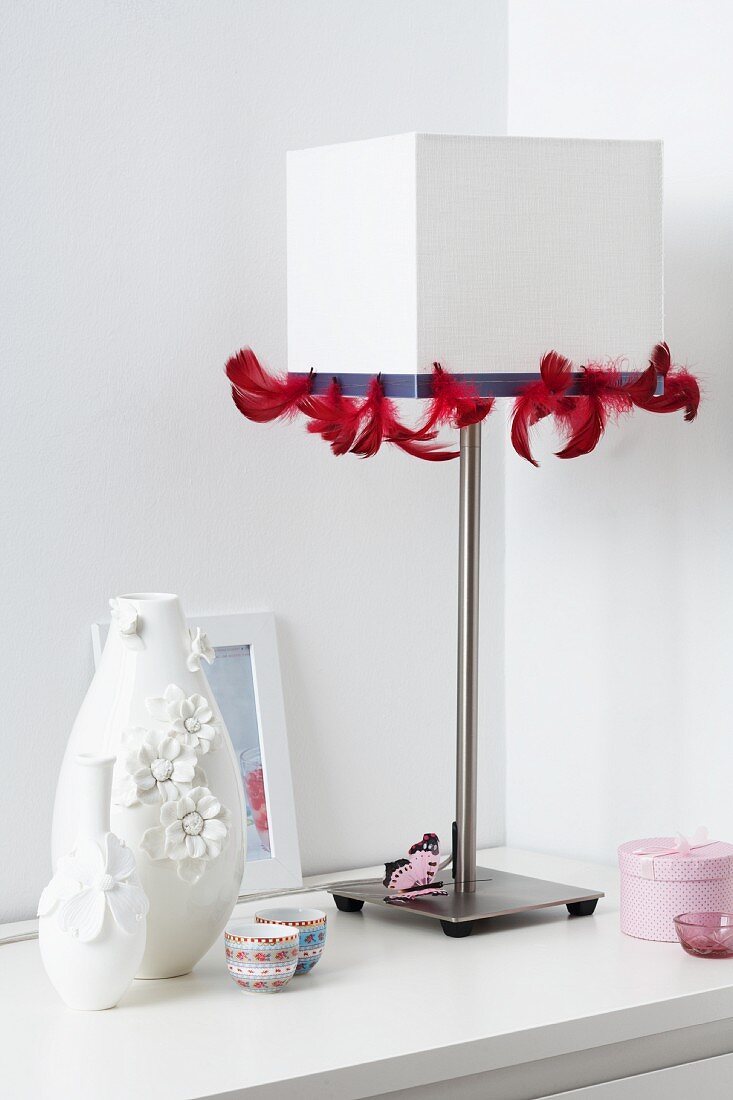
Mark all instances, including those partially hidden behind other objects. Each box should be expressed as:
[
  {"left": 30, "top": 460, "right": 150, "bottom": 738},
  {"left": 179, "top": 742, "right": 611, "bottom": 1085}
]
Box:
[
  {"left": 510, "top": 383, "right": 545, "bottom": 467},
  {"left": 304, "top": 380, "right": 364, "bottom": 454},
  {"left": 511, "top": 351, "right": 575, "bottom": 465},
  {"left": 557, "top": 365, "right": 633, "bottom": 460},
  {"left": 349, "top": 377, "right": 457, "bottom": 461},
  {"left": 625, "top": 341, "right": 699, "bottom": 422},
  {"left": 348, "top": 378, "right": 385, "bottom": 458},
  {"left": 624, "top": 362, "right": 658, "bottom": 404},
  {"left": 540, "top": 349, "right": 573, "bottom": 394},
  {"left": 416, "top": 364, "right": 495, "bottom": 434},
  {"left": 661, "top": 371, "right": 700, "bottom": 422},
  {"left": 637, "top": 371, "right": 701, "bottom": 421},
  {"left": 388, "top": 431, "right": 458, "bottom": 462},
  {"left": 225, "top": 348, "right": 312, "bottom": 423},
  {"left": 631, "top": 343, "right": 700, "bottom": 421},
  {"left": 556, "top": 394, "right": 607, "bottom": 459},
  {"left": 650, "top": 341, "right": 672, "bottom": 376}
]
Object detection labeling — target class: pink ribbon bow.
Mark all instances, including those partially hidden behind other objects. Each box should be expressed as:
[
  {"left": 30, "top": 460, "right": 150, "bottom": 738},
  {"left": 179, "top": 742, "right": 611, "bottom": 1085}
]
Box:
[
  {"left": 632, "top": 827, "right": 716, "bottom": 879},
  {"left": 633, "top": 826, "right": 715, "bottom": 858}
]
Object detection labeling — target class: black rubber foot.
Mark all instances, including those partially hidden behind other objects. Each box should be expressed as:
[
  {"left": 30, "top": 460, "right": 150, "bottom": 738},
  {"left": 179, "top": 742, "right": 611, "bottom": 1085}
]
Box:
[
  {"left": 441, "top": 920, "right": 474, "bottom": 938},
  {"left": 566, "top": 899, "right": 599, "bottom": 917},
  {"left": 333, "top": 894, "right": 365, "bottom": 913}
]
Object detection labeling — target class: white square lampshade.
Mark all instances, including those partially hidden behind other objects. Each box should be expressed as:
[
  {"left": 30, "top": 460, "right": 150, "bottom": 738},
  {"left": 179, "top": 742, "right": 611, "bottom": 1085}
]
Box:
[{"left": 287, "top": 134, "right": 663, "bottom": 376}]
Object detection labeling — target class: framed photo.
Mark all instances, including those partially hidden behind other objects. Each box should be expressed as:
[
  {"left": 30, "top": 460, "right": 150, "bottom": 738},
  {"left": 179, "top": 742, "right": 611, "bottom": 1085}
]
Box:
[{"left": 91, "top": 611, "right": 302, "bottom": 896}]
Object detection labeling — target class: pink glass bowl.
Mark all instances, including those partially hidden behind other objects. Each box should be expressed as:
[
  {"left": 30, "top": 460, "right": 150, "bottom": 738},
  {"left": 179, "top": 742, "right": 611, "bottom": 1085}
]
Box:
[{"left": 674, "top": 913, "right": 733, "bottom": 958}]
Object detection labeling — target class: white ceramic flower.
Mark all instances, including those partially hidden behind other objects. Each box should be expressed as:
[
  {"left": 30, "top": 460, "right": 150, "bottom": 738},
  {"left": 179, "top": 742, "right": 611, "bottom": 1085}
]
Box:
[
  {"left": 109, "top": 598, "right": 143, "bottom": 650},
  {"left": 109, "top": 598, "right": 138, "bottom": 635},
  {"left": 187, "top": 627, "right": 215, "bottom": 672},
  {"left": 146, "top": 684, "right": 220, "bottom": 754},
  {"left": 140, "top": 786, "right": 231, "bottom": 884},
  {"left": 113, "top": 728, "right": 201, "bottom": 806},
  {"left": 38, "top": 834, "right": 149, "bottom": 942}
]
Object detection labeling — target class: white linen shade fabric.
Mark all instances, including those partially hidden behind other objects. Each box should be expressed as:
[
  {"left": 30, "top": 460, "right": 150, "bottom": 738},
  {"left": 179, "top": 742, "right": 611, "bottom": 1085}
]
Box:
[{"left": 287, "top": 134, "right": 663, "bottom": 378}]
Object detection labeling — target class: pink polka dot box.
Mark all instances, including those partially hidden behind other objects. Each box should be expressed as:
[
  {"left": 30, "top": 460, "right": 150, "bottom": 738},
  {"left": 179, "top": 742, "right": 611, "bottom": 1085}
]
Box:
[{"left": 618, "top": 835, "right": 733, "bottom": 942}]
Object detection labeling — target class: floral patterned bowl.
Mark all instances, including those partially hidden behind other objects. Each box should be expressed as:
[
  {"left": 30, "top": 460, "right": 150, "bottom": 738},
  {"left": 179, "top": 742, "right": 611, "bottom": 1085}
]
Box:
[
  {"left": 255, "top": 907, "right": 327, "bottom": 975},
  {"left": 674, "top": 913, "right": 733, "bottom": 958},
  {"left": 224, "top": 921, "right": 299, "bottom": 993}
]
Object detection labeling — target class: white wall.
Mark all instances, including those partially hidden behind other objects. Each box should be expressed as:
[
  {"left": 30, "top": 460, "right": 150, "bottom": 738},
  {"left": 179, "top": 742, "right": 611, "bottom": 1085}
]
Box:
[
  {"left": 505, "top": 1, "right": 733, "bottom": 863},
  {"left": 0, "top": 1, "right": 507, "bottom": 921}
]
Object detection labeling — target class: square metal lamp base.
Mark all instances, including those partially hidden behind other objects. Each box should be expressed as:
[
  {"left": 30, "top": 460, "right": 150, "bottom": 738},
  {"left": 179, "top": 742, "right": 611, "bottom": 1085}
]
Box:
[{"left": 329, "top": 866, "right": 604, "bottom": 938}]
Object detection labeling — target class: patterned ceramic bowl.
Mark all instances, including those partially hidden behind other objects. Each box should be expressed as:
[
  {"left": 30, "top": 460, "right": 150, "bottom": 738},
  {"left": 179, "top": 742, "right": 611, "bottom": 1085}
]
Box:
[
  {"left": 674, "top": 912, "right": 733, "bottom": 958},
  {"left": 255, "top": 907, "right": 327, "bottom": 975},
  {"left": 224, "top": 921, "right": 299, "bottom": 994}
]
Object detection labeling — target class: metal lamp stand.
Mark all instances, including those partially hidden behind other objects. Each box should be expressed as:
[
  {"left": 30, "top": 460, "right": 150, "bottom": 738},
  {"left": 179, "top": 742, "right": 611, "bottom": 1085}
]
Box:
[{"left": 329, "top": 419, "right": 603, "bottom": 936}]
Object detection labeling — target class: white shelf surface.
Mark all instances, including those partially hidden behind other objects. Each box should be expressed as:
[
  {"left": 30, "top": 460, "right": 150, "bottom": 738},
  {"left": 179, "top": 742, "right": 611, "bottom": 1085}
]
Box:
[{"left": 3, "top": 848, "right": 733, "bottom": 1100}]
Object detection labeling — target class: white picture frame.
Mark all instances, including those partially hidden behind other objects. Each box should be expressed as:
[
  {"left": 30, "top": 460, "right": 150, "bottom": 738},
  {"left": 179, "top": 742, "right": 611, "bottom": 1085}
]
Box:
[{"left": 91, "top": 611, "right": 302, "bottom": 896}]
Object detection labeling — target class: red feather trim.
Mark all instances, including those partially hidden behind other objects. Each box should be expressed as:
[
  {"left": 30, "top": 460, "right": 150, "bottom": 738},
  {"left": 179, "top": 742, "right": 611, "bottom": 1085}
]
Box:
[
  {"left": 225, "top": 342, "right": 700, "bottom": 464},
  {"left": 226, "top": 348, "right": 312, "bottom": 423},
  {"left": 510, "top": 351, "right": 575, "bottom": 466},
  {"left": 511, "top": 345, "right": 701, "bottom": 464}
]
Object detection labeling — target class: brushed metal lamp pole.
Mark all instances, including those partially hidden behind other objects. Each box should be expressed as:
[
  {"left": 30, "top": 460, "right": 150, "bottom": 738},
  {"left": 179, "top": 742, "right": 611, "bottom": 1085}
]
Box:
[{"left": 454, "top": 422, "right": 481, "bottom": 893}]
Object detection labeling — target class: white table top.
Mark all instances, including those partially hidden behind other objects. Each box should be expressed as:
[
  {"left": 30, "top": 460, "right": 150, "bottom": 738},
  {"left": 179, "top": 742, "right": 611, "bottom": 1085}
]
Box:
[{"left": 3, "top": 847, "right": 733, "bottom": 1100}]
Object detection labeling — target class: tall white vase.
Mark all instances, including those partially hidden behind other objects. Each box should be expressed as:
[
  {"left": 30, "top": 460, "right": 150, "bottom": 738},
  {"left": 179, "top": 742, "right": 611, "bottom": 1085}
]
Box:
[
  {"left": 52, "top": 593, "right": 245, "bottom": 978},
  {"left": 39, "top": 755, "right": 148, "bottom": 1010}
]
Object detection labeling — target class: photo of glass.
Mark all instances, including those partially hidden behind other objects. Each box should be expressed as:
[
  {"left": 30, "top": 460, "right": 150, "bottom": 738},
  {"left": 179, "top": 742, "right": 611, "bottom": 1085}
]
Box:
[{"left": 203, "top": 644, "right": 272, "bottom": 863}]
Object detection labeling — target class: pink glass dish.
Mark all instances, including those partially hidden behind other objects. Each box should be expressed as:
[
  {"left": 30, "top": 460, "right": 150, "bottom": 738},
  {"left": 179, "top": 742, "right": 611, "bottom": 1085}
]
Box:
[{"left": 674, "top": 912, "right": 733, "bottom": 958}]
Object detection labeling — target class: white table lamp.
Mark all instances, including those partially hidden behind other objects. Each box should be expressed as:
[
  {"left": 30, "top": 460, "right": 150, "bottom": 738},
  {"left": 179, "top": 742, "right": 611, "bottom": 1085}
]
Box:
[{"left": 226, "top": 134, "right": 699, "bottom": 935}]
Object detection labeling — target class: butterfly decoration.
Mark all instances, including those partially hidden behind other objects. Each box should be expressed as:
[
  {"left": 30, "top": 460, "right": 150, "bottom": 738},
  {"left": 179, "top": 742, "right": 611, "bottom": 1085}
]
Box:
[{"left": 383, "top": 833, "right": 448, "bottom": 904}]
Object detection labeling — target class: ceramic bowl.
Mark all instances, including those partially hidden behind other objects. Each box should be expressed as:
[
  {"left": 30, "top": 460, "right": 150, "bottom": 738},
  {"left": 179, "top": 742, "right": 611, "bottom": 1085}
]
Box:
[
  {"left": 255, "top": 907, "right": 327, "bottom": 975},
  {"left": 674, "top": 912, "right": 733, "bottom": 958},
  {"left": 224, "top": 921, "right": 299, "bottom": 993}
]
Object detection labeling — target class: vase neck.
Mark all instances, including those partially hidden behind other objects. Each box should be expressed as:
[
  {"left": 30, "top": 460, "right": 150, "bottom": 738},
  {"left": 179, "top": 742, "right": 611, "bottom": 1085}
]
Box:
[{"left": 74, "top": 755, "right": 114, "bottom": 843}]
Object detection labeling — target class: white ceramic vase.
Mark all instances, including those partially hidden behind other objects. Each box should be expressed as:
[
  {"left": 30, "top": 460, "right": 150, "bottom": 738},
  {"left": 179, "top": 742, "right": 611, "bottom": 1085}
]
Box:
[
  {"left": 52, "top": 593, "right": 245, "bottom": 978},
  {"left": 39, "top": 754, "right": 148, "bottom": 1010}
]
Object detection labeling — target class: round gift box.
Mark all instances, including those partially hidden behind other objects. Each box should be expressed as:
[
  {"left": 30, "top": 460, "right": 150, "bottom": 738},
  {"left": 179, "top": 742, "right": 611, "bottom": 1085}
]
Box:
[{"left": 618, "top": 837, "right": 733, "bottom": 942}]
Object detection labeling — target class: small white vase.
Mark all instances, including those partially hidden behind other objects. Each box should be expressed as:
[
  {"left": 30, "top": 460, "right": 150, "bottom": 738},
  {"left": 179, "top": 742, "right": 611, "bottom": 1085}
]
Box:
[
  {"left": 39, "top": 755, "right": 148, "bottom": 1011},
  {"left": 52, "top": 593, "right": 245, "bottom": 978}
]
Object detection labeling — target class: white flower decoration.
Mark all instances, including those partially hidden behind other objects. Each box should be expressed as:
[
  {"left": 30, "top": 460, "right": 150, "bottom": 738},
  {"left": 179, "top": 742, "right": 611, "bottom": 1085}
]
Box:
[
  {"left": 140, "top": 786, "right": 231, "bottom": 885},
  {"left": 38, "top": 834, "right": 148, "bottom": 942},
  {"left": 109, "top": 598, "right": 143, "bottom": 650},
  {"left": 109, "top": 598, "right": 137, "bottom": 635},
  {"left": 187, "top": 627, "right": 215, "bottom": 672},
  {"left": 146, "top": 684, "right": 220, "bottom": 754},
  {"left": 113, "top": 728, "right": 201, "bottom": 807}
]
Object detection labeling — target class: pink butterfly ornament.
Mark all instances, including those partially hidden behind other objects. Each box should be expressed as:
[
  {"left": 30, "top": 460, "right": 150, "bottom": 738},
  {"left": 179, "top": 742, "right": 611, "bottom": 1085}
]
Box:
[{"left": 383, "top": 833, "right": 448, "bottom": 904}]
